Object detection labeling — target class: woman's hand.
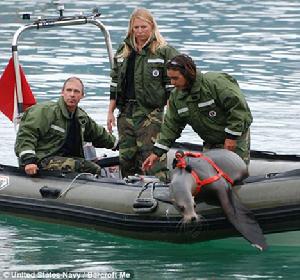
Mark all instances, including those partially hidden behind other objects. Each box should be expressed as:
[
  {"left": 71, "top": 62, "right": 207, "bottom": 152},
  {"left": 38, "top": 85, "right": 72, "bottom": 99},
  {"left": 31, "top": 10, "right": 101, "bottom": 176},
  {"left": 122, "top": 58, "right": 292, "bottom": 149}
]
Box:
[
  {"left": 107, "top": 99, "right": 117, "bottom": 133},
  {"left": 107, "top": 111, "right": 116, "bottom": 134},
  {"left": 224, "top": 138, "right": 237, "bottom": 151},
  {"left": 142, "top": 153, "right": 159, "bottom": 171}
]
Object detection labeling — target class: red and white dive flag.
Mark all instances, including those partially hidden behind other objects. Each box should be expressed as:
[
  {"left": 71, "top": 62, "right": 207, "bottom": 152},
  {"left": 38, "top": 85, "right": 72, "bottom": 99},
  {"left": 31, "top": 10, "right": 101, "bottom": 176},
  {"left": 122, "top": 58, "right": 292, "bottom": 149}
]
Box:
[{"left": 0, "top": 58, "right": 36, "bottom": 122}]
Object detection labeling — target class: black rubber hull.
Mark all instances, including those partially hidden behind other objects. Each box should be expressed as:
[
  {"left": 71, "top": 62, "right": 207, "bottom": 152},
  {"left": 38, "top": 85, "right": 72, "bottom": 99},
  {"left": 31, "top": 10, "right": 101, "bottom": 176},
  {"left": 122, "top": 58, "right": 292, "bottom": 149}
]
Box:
[{"left": 0, "top": 162, "right": 300, "bottom": 244}]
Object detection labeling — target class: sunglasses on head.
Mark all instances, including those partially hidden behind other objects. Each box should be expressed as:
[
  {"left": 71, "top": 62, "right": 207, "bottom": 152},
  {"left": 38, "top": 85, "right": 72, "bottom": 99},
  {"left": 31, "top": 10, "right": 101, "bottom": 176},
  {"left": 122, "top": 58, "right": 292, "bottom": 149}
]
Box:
[{"left": 166, "top": 60, "right": 185, "bottom": 69}]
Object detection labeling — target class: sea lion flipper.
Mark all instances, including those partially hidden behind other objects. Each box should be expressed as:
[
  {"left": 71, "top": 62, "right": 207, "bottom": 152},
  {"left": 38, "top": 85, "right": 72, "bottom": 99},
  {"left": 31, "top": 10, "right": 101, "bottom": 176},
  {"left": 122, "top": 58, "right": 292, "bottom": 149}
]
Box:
[{"left": 219, "top": 188, "right": 268, "bottom": 250}]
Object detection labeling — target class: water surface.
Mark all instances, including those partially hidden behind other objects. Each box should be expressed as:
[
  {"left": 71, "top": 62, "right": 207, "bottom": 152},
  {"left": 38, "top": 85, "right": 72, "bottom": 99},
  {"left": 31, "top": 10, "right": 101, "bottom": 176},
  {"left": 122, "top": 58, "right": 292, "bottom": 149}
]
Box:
[{"left": 0, "top": 1, "right": 299, "bottom": 279}]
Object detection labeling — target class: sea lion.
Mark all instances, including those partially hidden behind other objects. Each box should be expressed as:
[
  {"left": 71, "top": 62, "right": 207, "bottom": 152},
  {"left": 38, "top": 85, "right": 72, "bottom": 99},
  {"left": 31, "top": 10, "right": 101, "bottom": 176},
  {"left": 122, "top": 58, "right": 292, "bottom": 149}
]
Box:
[{"left": 170, "top": 149, "right": 268, "bottom": 250}]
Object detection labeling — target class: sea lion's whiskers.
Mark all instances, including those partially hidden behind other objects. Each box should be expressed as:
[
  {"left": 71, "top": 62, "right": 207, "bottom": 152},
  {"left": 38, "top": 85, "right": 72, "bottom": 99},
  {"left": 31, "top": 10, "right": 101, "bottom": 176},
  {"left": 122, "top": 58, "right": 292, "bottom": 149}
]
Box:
[{"left": 177, "top": 218, "right": 188, "bottom": 232}]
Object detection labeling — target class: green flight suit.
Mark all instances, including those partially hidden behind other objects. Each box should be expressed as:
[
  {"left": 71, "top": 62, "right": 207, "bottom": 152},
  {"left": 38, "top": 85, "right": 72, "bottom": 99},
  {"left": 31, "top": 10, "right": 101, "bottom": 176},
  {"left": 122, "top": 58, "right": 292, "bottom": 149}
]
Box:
[
  {"left": 15, "top": 97, "right": 117, "bottom": 174},
  {"left": 110, "top": 36, "right": 179, "bottom": 180},
  {"left": 153, "top": 72, "right": 253, "bottom": 164}
]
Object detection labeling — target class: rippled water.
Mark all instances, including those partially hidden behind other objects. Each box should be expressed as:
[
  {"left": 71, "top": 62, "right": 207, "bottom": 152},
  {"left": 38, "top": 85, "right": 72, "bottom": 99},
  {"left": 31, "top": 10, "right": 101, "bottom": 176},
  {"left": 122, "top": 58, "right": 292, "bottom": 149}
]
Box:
[
  {"left": 0, "top": 0, "right": 300, "bottom": 279},
  {"left": 1, "top": 214, "right": 300, "bottom": 280}
]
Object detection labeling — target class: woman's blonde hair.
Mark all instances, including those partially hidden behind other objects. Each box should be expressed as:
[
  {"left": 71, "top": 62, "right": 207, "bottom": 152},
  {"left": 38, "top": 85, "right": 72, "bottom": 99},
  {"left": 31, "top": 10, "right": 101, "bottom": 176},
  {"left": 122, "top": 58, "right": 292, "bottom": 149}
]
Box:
[{"left": 122, "top": 7, "right": 167, "bottom": 57}]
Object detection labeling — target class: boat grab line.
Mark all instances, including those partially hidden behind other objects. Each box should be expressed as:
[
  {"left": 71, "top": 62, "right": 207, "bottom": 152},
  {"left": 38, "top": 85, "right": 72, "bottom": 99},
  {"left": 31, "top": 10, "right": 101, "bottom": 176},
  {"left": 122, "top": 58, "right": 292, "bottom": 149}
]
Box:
[{"left": 58, "top": 173, "right": 94, "bottom": 198}]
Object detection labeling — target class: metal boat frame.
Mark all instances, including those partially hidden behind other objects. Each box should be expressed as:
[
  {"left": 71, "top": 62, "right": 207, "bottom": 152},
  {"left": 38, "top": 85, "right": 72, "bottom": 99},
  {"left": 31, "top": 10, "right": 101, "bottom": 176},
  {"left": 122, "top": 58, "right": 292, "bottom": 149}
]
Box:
[{"left": 11, "top": 7, "right": 114, "bottom": 117}]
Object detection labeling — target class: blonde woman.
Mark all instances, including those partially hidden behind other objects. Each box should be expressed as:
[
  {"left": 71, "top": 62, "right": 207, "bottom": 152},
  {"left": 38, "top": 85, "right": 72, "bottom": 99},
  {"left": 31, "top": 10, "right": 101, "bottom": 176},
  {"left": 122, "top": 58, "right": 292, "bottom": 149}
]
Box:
[{"left": 107, "top": 7, "right": 179, "bottom": 180}]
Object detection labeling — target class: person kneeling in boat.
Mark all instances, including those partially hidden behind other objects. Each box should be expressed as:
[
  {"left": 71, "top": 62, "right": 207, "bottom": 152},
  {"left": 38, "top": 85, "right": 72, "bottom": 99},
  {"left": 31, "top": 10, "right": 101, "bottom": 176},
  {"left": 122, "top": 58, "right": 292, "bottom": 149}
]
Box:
[
  {"left": 15, "top": 77, "right": 118, "bottom": 176},
  {"left": 143, "top": 54, "right": 252, "bottom": 172}
]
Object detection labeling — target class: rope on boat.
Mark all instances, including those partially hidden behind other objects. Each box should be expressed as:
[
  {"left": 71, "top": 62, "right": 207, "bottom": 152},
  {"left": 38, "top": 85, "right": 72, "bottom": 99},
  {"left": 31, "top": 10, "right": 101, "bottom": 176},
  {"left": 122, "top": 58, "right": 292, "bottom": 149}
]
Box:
[
  {"left": 133, "top": 182, "right": 159, "bottom": 213},
  {"left": 137, "top": 182, "right": 156, "bottom": 198},
  {"left": 58, "top": 172, "right": 94, "bottom": 198}
]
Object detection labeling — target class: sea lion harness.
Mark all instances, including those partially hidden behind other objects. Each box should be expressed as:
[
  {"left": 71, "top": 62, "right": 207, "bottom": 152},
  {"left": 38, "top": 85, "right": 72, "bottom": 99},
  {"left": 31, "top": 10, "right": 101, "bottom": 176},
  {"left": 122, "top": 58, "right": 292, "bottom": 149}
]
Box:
[{"left": 173, "top": 150, "right": 234, "bottom": 195}]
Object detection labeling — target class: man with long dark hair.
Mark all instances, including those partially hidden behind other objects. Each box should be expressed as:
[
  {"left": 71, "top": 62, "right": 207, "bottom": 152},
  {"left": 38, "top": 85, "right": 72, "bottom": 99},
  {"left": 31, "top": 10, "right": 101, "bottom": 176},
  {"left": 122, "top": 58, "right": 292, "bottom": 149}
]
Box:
[{"left": 143, "top": 54, "right": 252, "bottom": 171}]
